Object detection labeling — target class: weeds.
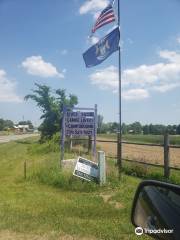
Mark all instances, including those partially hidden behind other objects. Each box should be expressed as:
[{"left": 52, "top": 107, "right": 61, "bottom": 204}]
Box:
[
  {"left": 121, "top": 160, "right": 180, "bottom": 185},
  {"left": 28, "top": 164, "right": 99, "bottom": 193}
]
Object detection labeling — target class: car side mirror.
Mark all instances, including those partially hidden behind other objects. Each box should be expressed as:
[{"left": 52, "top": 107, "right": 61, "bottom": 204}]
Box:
[{"left": 131, "top": 180, "right": 180, "bottom": 240}]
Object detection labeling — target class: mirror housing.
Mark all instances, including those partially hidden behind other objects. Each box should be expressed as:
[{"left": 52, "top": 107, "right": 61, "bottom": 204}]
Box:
[{"left": 131, "top": 180, "right": 180, "bottom": 240}]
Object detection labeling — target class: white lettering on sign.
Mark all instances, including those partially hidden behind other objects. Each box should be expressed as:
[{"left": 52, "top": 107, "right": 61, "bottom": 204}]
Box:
[
  {"left": 66, "top": 112, "right": 94, "bottom": 117},
  {"left": 65, "top": 111, "right": 95, "bottom": 136}
]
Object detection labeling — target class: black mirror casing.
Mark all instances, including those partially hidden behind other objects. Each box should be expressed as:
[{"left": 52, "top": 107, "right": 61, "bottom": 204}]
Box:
[{"left": 131, "top": 180, "right": 180, "bottom": 240}]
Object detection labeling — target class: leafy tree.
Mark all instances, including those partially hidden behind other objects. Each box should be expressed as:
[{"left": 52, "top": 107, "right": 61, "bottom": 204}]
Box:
[
  {"left": 148, "top": 124, "right": 166, "bottom": 135},
  {"left": 101, "top": 124, "right": 108, "bottom": 133},
  {"left": 4, "top": 120, "right": 14, "bottom": 128},
  {"left": 97, "top": 115, "right": 103, "bottom": 134},
  {"left": 166, "top": 125, "right": 177, "bottom": 135},
  {"left": 25, "top": 83, "right": 78, "bottom": 140},
  {"left": 149, "top": 124, "right": 155, "bottom": 134},
  {"left": 176, "top": 124, "right": 180, "bottom": 134},
  {"left": 131, "top": 122, "right": 142, "bottom": 134},
  {"left": 143, "top": 125, "right": 149, "bottom": 134},
  {"left": 0, "top": 118, "right": 14, "bottom": 130},
  {"left": 0, "top": 119, "right": 4, "bottom": 131},
  {"left": 122, "top": 123, "right": 127, "bottom": 134},
  {"left": 111, "top": 122, "right": 119, "bottom": 132}
]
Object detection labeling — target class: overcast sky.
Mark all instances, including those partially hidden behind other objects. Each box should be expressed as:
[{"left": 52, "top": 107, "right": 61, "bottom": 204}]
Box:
[{"left": 0, "top": 0, "right": 180, "bottom": 126}]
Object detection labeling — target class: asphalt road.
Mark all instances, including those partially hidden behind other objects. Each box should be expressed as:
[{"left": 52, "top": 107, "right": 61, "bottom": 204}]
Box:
[{"left": 0, "top": 133, "right": 39, "bottom": 144}]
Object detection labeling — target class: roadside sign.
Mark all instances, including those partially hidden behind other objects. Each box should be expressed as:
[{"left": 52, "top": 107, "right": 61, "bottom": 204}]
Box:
[
  {"left": 73, "top": 157, "right": 99, "bottom": 182},
  {"left": 65, "top": 111, "right": 95, "bottom": 136},
  {"left": 61, "top": 105, "right": 97, "bottom": 162}
]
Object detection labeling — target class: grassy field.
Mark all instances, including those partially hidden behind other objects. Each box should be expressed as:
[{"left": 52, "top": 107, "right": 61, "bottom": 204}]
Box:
[
  {"left": 98, "top": 134, "right": 180, "bottom": 145},
  {"left": 0, "top": 137, "right": 152, "bottom": 240},
  {"left": 0, "top": 131, "right": 10, "bottom": 136}
]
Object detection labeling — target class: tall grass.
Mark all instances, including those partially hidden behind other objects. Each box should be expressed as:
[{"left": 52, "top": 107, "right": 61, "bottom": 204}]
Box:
[
  {"left": 121, "top": 160, "right": 180, "bottom": 185},
  {"left": 28, "top": 162, "right": 99, "bottom": 193}
]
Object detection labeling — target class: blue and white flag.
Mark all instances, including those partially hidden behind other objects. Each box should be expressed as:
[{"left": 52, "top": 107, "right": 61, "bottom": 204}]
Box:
[{"left": 83, "top": 27, "right": 120, "bottom": 68}]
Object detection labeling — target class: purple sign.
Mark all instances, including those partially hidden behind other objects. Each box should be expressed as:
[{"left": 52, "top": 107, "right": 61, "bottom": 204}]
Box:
[{"left": 65, "top": 111, "right": 95, "bottom": 136}]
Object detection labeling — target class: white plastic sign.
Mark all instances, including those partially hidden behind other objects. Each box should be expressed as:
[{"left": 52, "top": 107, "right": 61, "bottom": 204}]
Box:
[{"left": 73, "top": 157, "right": 99, "bottom": 182}]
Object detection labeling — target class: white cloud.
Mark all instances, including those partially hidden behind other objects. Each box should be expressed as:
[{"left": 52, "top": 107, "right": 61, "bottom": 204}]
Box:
[
  {"left": 89, "top": 50, "right": 180, "bottom": 100},
  {"left": 159, "top": 50, "right": 180, "bottom": 63},
  {"left": 0, "top": 69, "right": 22, "bottom": 103},
  {"left": 22, "top": 56, "right": 64, "bottom": 78},
  {"left": 122, "top": 89, "right": 149, "bottom": 100},
  {"left": 152, "top": 83, "right": 180, "bottom": 93},
  {"left": 122, "top": 64, "right": 164, "bottom": 86},
  {"left": 123, "top": 50, "right": 180, "bottom": 88},
  {"left": 79, "top": 0, "right": 109, "bottom": 15},
  {"left": 89, "top": 66, "right": 149, "bottom": 100},
  {"left": 90, "top": 65, "right": 118, "bottom": 91}
]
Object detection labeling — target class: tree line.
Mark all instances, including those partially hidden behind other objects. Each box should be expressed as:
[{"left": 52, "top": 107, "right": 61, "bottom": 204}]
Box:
[
  {"left": 97, "top": 117, "right": 180, "bottom": 135},
  {"left": 0, "top": 119, "right": 34, "bottom": 131},
  {"left": 0, "top": 119, "right": 14, "bottom": 131}
]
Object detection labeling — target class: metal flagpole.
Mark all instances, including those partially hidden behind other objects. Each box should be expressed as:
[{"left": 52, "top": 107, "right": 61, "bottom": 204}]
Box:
[{"left": 117, "top": 0, "right": 122, "bottom": 178}]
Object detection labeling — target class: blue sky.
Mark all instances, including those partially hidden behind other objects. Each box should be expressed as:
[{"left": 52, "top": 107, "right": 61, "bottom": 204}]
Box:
[{"left": 0, "top": 0, "right": 180, "bottom": 126}]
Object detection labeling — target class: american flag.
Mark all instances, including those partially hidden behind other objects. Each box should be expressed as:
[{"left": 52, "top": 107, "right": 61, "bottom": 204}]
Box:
[{"left": 92, "top": 4, "right": 116, "bottom": 34}]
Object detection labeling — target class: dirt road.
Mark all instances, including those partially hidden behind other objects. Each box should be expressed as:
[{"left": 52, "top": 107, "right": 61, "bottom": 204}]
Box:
[{"left": 0, "top": 133, "right": 39, "bottom": 144}]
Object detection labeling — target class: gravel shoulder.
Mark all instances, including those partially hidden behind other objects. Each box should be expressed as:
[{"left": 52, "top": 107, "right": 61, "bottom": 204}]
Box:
[{"left": 0, "top": 133, "right": 39, "bottom": 143}]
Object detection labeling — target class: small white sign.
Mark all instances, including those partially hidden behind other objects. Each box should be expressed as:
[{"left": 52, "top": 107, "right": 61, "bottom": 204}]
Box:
[{"left": 73, "top": 157, "right": 99, "bottom": 182}]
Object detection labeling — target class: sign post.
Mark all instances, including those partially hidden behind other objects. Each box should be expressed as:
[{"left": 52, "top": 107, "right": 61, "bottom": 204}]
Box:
[
  {"left": 93, "top": 104, "right": 97, "bottom": 161},
  {"left": 60, "top": 105, "right": 97, "bottom": 163},
  {"left": 60, "top": 105, "right": 66, "bottom": 167},
  {"left": 98, "top": 151, "right": 106, "bottom": 185}
]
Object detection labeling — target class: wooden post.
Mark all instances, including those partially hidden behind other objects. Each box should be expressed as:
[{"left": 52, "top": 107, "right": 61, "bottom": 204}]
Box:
[
  {"left": 88, "top": 136, "right": 92, "bottom": 154},
  {"left": 70, "top": 135, "right": 73, "bottom": 151},
  {"left": 164, "top": 133, "right": 170, "bottom": 178},
  {"left": 60, "top": 105, "right": 66, "bottom": 167},
  {"left": 98, "top": 151, "right": 106, "bottom": 185},
  {"left": 93, "top": 104, "right": 97, "bottom": 161},
  {"left": 24, "top": 160, "right": 26, "bottom": 179}
]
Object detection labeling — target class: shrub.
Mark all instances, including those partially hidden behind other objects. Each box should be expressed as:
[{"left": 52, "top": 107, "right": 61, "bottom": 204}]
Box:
[{"left": 123, "top": 163, "right": 148, "bottom": 178}]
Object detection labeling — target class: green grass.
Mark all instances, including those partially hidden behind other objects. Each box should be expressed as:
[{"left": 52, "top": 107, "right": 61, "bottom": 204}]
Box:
[
  {"left": 98, "top": 133, "right": 180, "bottom": 145},
  {"left": 0, "top": 131, "right": 8, "bottom": 136},
  {"left": 0, "top": 137, "right": 152, "bottom": 239},
  {"left": 120, "top": 160, "right": 180, "bottom": 185}
]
